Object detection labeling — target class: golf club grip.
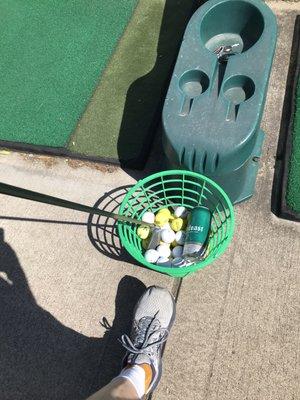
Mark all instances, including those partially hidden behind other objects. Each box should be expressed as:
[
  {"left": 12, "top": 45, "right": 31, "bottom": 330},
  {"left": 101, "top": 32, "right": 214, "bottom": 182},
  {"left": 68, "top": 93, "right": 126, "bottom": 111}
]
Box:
[{"left": 0, "top": 182, "right": 149, "bottom": 226}]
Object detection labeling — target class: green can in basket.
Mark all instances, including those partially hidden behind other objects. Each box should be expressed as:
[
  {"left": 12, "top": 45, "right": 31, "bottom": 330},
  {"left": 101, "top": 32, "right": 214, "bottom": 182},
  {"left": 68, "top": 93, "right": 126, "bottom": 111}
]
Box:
[{"left": 118, "top": 170, "right": 234, "bottom": 277}]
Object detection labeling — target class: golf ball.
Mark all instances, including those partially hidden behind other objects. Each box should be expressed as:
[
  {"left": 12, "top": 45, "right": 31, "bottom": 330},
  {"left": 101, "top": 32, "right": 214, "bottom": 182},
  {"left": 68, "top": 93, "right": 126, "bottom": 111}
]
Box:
[
  {"left": 142, "top": 211, "right": 155, "bottom": 224},
  {"left": 161, "top": 229, "right": 176, "bottom": 244},
  {"left": 172, "top": 245, "right": 183, "bottom": 258},
  {"left": 171, "top": 217, "right": 184, "bottom": 232},
  {"left": 155, "top": 213, "right": 169, "bottom": 227},
  {"left": 137, "top": 225, "right": 150, "bottom": 240},
  {"left": 157, "top": 244, "right": 171, "bottom": 258},
  {"left": 157, "top": 208, "right": 172, "bottom": 219},
  {"left": 144, "top": 249, "right": 159, "bottom": 263},
  {"left": 174, "top": 206, "right": 187, "bottom": 218}
]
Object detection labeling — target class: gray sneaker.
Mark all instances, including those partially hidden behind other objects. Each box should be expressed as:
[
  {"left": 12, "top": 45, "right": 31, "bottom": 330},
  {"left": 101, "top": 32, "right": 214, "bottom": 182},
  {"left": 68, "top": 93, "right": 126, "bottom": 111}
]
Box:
[{"left": 119, "top": 286, "right": 176, "bottom": 395}]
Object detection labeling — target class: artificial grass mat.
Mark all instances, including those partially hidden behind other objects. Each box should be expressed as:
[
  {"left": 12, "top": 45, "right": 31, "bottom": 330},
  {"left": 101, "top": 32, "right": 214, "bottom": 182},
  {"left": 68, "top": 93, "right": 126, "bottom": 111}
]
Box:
[
  {"left": 0, "top": 0, "right": 138, "bottom": 147},
  {"left": 68, "top": 0, "right": 196, "bottom": 167},
  {"left": 0, "top": 0, "right": 196, "bottom": 168},
  {"left": 286, "top": 77, "right": 300, "bottom": 212}
]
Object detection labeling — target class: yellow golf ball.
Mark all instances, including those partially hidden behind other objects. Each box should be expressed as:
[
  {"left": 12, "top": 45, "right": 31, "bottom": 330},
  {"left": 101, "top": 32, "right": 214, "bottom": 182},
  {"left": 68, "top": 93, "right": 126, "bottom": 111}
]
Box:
[
  {"left": 137, "top": 225, "right": 150, "bottom": 240},
  {"left": 155, "top": 213, "right": 169, "bottom": 227},
  {"left": 157, "top": 208, "right": 172, "bottom": 219},
  {"left": 171, "top": 217, "right": 184, "bottom": 232}
]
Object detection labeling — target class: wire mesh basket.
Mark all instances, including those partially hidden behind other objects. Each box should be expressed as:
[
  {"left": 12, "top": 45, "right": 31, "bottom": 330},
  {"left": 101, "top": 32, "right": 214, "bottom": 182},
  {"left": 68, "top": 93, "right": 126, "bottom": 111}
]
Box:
[{"left": 118, "top": 170, "right": 234, "bottom": 277}]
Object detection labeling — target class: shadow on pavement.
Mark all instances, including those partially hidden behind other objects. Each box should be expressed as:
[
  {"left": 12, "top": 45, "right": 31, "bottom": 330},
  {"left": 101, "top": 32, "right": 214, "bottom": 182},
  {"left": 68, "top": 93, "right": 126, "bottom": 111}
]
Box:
[{"left": 0, "top": 227, "right": 146, "bottom": 399}]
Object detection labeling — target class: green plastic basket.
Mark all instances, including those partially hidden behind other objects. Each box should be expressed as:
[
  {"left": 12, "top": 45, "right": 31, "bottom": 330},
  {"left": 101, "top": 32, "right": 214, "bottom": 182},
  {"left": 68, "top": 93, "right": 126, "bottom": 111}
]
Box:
[{"left": 118, "top": 170, "right": 234, "bottom": 277}]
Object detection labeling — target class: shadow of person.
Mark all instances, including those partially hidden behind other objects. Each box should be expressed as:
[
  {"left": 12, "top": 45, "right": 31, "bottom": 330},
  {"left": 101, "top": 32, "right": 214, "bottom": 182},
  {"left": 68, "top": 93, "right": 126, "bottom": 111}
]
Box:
[
  {"left": 0, "top": 228, "right": 146, "bottom": 400},
  {"left": 117, "top": 0, "right": 206, "bottom": 172}
]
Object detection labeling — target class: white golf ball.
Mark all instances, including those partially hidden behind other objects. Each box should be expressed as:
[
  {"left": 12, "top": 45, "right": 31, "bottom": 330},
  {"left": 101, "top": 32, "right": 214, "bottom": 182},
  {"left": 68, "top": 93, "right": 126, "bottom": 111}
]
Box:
[
  {"left": 172, "top": 245, "right": 183, "bottom": 258},
  {"left": 141, "top": 211, "right": 155, "bottom": 224},
  {"left": 174, "top": 206, "right": 187, "bottom": 218},
  {"left": 172, "top": 257, "right": 186, "bottom": 268},
  {"left": 156, "top": 244, "right": 171, "bottom": 258},
  {"left": 161, "top": 229, "right": 176, "bottom": 244},
  {"left": 175, "top": 230, "right": 186, "bottom": 245},
  {"left": 156, "top": 256, "right": 172, "bottom": 267},
  {"left": 144, "top": 249, "right": 159, "bottom": 263}
]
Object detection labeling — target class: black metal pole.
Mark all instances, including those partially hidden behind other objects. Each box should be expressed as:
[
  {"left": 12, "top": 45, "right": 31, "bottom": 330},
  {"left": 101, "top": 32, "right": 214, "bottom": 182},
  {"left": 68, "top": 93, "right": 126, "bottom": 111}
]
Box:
[{"left": 0, "top": 182, "right": 152, "bottom": 227}]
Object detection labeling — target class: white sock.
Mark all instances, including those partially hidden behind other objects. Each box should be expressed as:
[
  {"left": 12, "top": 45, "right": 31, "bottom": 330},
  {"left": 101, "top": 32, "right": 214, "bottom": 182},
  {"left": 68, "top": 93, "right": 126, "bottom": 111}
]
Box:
[{"left": 116, "top": 365, "right": 146, "bottom": 399}]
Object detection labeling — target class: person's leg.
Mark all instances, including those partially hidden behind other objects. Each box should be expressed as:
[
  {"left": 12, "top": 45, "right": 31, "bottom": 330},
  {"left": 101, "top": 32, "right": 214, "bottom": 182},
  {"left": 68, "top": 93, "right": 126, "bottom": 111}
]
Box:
[
  {"left": 87, "top": 377, "right": 139, "bottom": 400},
  {"left": 86, "top": 286, "right": 176, "bottom": 400}
]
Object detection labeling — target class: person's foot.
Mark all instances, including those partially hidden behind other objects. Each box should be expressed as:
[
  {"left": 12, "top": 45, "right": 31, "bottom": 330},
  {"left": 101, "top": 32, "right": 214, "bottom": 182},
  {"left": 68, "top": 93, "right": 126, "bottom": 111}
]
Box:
[{"left": 119, "top": 285, "right": 176, "bottom": 395}]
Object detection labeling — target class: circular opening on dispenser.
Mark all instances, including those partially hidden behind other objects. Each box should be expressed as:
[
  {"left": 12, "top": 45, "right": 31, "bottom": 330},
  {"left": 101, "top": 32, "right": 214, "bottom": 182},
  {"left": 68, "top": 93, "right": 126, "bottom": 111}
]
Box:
[
  {"left": 223, "top": 75, "right": 255, "bottom": 104},
  {"left": 179, "top": 70, "right": 210, "bottom": 98},
  {"left": 200, "top": 1, "right": 264, "bottom": 53}
]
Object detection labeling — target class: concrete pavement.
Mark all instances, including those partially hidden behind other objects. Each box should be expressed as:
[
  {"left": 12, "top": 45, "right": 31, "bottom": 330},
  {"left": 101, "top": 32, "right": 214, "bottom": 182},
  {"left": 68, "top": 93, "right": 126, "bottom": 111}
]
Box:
[{"left": 0, "top": 1, "right": 299, "bottom": 400}]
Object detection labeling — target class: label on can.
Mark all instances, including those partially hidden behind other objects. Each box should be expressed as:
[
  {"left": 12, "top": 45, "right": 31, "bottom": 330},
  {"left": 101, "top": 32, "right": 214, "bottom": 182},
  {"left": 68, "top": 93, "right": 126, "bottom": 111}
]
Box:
[{"left": 183, "top": 206, "right": 211, "bottom": 256}]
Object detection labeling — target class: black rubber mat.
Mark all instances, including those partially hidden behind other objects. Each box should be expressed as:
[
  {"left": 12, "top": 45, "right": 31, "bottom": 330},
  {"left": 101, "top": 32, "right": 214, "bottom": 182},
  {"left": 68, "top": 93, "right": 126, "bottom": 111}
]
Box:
[{"left": 272, "top": 15, "right": 300, "bottom": 222}]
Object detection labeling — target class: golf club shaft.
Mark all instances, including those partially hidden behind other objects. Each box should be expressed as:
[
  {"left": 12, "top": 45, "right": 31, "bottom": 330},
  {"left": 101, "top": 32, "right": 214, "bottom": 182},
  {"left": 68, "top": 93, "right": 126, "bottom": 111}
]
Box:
[{"left": 0, "top": 182, "right": 153, "bottom": 227}]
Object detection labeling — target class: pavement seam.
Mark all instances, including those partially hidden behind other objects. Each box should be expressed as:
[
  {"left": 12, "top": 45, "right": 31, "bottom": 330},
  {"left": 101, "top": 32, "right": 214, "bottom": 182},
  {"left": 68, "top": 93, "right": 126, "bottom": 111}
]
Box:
[{"left": 202, "top": 250, "right": 236, "bottom": 399}]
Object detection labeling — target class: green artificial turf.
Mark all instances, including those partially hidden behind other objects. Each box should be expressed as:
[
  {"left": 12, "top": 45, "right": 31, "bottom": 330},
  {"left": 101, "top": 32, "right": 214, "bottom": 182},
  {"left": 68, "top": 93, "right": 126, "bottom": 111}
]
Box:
[
  {"left": 0, "top": 0, "right": 137, "bottom": 147},
  {"left": 286, "top": 78, "right": 300, "bottom": 212}
]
